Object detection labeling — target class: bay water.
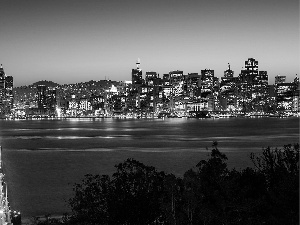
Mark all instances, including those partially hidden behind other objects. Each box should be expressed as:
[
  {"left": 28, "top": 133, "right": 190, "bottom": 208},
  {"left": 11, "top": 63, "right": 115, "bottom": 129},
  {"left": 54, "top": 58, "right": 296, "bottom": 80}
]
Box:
[{"left": 0, "top": 117, "right": 298, "bottom": 218}]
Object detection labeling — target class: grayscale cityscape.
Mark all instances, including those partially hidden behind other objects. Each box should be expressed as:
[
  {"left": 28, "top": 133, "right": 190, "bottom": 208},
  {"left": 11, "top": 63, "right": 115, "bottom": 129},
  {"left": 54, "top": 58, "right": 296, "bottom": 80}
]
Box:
[
  {"left": 0, "top": 58, "right": 299, "bottom": 119},
  {"left": 0, "top": 0, "right": 298, "bottom": 224}
]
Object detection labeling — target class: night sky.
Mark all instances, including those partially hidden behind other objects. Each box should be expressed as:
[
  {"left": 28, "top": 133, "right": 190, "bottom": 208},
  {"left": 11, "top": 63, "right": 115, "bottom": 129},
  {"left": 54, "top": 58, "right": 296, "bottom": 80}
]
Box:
[{"left": 0, "top": 0, "right": 299, "bottom": 87}]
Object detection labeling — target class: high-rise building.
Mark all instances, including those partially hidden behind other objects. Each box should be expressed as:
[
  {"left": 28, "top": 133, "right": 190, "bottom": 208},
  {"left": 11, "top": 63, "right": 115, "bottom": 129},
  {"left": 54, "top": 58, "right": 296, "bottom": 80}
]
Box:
[
  {"left": 252, "top": 71, "right": 269, "bottom": 111},
  {"left": 132, "top": 58, "right": 143, "bottom": 86},
  {"left": 244, "top": 58, "right": 258, "bottom": 74},
  {"left": 275, "top": 75, "right": 286, "bottom": 84},
  {"left": 145, "top": 71, "right": 158, "bottom": 86},
  {"left": 0, "top": 65, "right": 5, "bottom": 113},
  {"left": 0, "top": 64, "right": 14, "bottom": 116},
  {"left": 276, "top": 75, "right": 299, "bottom": 112},
  {"left": 169, "top": 70, "right": 184, "bottom": 97},
  {"left": 186, "top": 73, "right": 201, "bottom": 100},
  {"left": 237, "top": 58, "right": 262, "bottom": 112},
  {"left": 224, "top": 63, "right": 234, "bottom": 78},
  {"left": 200, "top": 69, "right": 214, "bottom": 110},
  {"left": 220, "top": 64, "right": 238, "bottom": 110},
  {"left": 37, "top": 85, "right": 47, "bottom": 109}
]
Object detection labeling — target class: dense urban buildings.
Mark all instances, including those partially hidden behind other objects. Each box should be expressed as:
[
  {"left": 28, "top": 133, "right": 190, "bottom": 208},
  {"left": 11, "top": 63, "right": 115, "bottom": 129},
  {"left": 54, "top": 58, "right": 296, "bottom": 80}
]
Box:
[
  {"left": 1, "top": 58, "right": 299, "bottom": 119},
  {"left": 0, "top": 64, "right": 14, "bottom": 117}
]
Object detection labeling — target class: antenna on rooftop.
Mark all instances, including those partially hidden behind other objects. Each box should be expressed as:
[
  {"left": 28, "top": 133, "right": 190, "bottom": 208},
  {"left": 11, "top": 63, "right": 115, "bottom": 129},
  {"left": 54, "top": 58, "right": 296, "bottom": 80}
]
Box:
[{"left": 136, "top": 58, "right": 140, "bottom": 69}]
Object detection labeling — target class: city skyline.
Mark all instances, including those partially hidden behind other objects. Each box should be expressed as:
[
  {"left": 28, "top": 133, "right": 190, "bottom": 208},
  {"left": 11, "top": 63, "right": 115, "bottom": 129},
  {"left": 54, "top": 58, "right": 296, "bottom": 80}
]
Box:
[{"left": 0, "top": 0, "right": 299, "bottom": 87}]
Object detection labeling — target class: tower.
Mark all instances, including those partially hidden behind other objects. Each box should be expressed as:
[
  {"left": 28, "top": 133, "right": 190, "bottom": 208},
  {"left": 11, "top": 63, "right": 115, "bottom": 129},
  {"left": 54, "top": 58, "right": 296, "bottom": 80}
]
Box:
[
  {"left": 224, "top": 63, "right": 234, "bottom": 78},
  {"left": 131, "top": 58, "right": 143, "bottom": 86},
  {"left": 200, "top": 69, "right": 215, "bottom": 110},
  {"left": 136, "top": 58, "right": 140, "bottom": 69},
  {"left": 0, "top": 65, "right": 7, "bottom": 117},
  {"left": 37, "top": 85, "right": 47, "bottom": 109}
]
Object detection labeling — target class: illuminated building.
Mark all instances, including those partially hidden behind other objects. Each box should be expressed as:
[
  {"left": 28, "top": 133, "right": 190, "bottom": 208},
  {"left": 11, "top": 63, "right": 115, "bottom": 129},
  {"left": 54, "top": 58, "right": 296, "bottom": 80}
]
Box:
[
  {"left": 220, "top": 64, "right": 238, "bottom": 111},
  {"left": 79, "top": 98, "right": 92, "bottom": 112},
  {"left": 4, "top": 76, "right": 13, "bottom": 109},
  {"left": 0, "top": 65, "right": 6, "bottom": 116},
  {"left": 131, "top": 58, "right": 143, "bottom": 86},
  {"left": 252, "top": 71, "right": 269, "bottom": 111},
  {"left": 200, "top": 69, "right": 214, "bottom": 110},
  {"left": 130, "top": 59, "right": 143, "bottom": 113},
  {"left": 237, "top": 58, "right": 267, "bottom": 112},
  {"left": 276, "top": 83, "right": 294, "bottom": 111},
  {"left": 168, "top": 70, "right": 185, "bottom": 113},
  {"left": 37, "top": 85, "right": 47, "bottom": 109},
  {"left": 145, "top": 71, "right": 158, "bottom": 86},
  {"left": 0, "top": 64, "right": 14, "bottom": 117},
  {"left": 275, "top": 75, "right": 286, "bottom": 84},
  {"left": 292, "top": 76, "right": 299, "bottom": 112},
  {"left": 224, "top": 63, "right": 234, "bottom": 77},
  {"left": 275, "top": 75, "right": 299, "bottom": 112},
  {"left": 142, "top": 72, "right": 161, "bottom": 113},
  {"left": 47, "top": 88, "right": 57, "bottom": 112},
  {"left": 185, "top": 73, "right": 201, "bottom": 100},
  {"left": 244, "top": 58, "right": 258, "bottom": 75},
  {"left": 275, "top": 76, "right": 298, "bottom": 112}
]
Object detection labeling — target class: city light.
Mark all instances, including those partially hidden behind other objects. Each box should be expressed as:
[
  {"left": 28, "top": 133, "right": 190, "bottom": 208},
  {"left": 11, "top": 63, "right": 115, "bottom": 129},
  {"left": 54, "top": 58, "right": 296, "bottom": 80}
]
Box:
[{"left": 0, "top": 59, "right": 299, "bottom": 119}]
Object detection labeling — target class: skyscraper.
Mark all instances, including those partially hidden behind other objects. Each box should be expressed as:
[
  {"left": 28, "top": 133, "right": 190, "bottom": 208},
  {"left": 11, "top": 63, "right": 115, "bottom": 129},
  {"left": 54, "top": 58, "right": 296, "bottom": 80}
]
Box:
[
  {"left": 0, "top": 65, "right": 5, "bottom": 109},
  {"left": 200, "top": 69, "right": 214, "bottom": 110},
  {"left": 224, "top": 63, "right": 234, "bottom": 78},
  {"left": 220, "top": 64, "right": 238, "bottom": 110},
  {"left": 131, "top": 58, "right": 143, "bottom": 86},
  {"left": 275, "top": 75, "right": 286, "bottom": 84},
  {"left": 37, "top": 85, "right": 47, "bottom": 109},
  {"left": 0, "top": 64, "right": 14, "bottom": 117},
  {"left": 145, "top": 71, "right": 158, "bottom": 86}
]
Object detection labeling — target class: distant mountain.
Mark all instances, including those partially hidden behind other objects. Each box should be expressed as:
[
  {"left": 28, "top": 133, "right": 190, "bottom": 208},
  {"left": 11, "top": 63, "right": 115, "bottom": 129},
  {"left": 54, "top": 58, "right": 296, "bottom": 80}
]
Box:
[{"left": 32, "top": 80, "right": 60, "bottom": 87}]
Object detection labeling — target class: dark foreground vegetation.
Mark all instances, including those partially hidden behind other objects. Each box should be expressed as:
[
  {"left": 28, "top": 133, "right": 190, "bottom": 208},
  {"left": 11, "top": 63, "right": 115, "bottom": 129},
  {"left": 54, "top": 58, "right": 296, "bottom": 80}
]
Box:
[{"left": 34, "top": 143, "right": 299, "bottom": 225}]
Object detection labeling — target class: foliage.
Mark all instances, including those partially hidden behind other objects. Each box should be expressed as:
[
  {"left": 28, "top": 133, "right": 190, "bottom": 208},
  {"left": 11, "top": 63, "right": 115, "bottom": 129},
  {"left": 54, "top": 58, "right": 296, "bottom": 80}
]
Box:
[
  {"left": 64, "top": 143, "right": 299, "bottom": 225},
  {"left": 68, "top": 158, "right": 166, "bottom": 225}
]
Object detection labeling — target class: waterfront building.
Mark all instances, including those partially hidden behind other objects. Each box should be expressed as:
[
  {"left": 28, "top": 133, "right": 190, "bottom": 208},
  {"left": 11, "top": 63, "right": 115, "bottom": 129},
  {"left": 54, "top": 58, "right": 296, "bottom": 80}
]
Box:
[
  {"left": 0, "top": 65, "right": 14, "bottom": 117},
  {"left": 90, "top": 95, "right": 105, "bottom": 111},
  {"left": 37, "top": 85, "right": 47, "bottom": 110},
  {"left": 67, "top": 95, "right": 78, "bottom": 117},
  {"left": 47, "top": 88, "right": 57, "bottom": 113},
  {"left": 79, "top": 98, "right": 92, "bottom": 112}
]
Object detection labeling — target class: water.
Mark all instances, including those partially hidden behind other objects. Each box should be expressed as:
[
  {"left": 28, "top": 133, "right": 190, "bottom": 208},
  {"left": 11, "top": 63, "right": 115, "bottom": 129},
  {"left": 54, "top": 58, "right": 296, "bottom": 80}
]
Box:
[{"left": 0, "top": 117, "right": 298, "bottom": 218}]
